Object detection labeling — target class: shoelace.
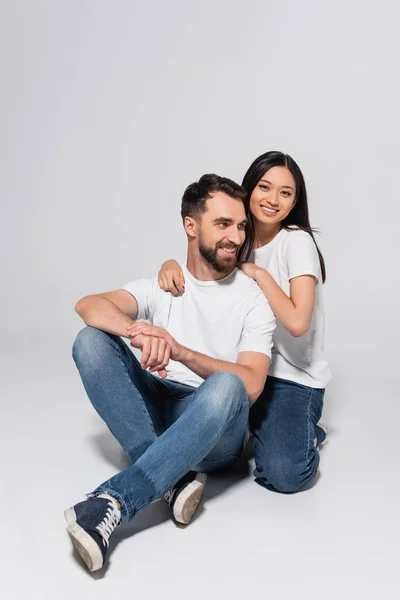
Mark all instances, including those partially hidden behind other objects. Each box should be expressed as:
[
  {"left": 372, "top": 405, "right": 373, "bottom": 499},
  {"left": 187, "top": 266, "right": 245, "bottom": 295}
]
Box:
[
  {"left": 163, "top": 489, "right": 173, "bottom": 504},
  {"left": 96, "top": 502, "right": 120, "bottom": 547}
]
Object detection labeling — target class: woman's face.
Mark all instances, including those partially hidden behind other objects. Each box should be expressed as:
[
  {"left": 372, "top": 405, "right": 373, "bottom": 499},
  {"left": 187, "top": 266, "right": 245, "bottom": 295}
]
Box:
[{"left": 249, "top": 166, "right": 296, "bottom": 226}]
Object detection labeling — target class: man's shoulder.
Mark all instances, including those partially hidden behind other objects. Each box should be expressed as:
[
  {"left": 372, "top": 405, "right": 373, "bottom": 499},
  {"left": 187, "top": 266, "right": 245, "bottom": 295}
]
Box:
[
  {"left": 122, "top": 274, "right": 171, "bottom": 308},
  {"left": 233, "top": 267, "right": 264, "bottom": 294},
  {"left": 231, "top": 268, "right": 272, "bottom": 310}
]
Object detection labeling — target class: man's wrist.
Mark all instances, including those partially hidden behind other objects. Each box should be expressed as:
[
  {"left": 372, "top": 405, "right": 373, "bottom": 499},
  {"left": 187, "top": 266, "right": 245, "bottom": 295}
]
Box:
[{"left": 176, "top": 344, "right": 191, "bottom": 363}]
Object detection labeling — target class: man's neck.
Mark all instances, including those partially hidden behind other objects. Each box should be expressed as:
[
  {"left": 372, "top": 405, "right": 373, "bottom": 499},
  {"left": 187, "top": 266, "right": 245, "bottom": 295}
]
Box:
[{"left": 186, "top": 251, "right": 235, "bottom": 281}]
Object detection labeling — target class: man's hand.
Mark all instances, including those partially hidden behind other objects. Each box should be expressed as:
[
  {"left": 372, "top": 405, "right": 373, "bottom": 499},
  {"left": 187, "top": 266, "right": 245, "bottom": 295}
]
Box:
[
  {"left": 127, "top": 323, "right": 183, "bottom": 362},
  {"left": 129, "top": 332, "right": 171, "bottom": 378}
]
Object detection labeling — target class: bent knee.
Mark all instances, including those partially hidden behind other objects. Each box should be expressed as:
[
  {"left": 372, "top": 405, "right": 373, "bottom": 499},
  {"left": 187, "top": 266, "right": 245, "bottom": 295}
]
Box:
[
  {"left": 72, "top": 326, "right": 111, "bottom": 363},
  {"left": 207, "top": 372, "right": 246, "bottom": 395},
  {"left": 256, "top": 455, "right": 318, "bottom": 493},
  {"left": 202, "top": 372, "right": 247, "bottom": 414}
]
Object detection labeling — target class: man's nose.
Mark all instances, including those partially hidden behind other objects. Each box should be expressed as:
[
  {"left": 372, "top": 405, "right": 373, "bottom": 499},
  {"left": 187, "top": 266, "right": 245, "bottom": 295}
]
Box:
[{"left": 227, "top": 228, "right": 242, "bottom": 245}]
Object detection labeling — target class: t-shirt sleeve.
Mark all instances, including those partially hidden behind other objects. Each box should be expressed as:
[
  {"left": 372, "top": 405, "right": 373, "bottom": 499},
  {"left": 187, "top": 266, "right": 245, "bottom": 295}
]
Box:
[
  {"left": 286, "top": 231, "right": 321, "bottom": 283},
  {"left": 121, "top": 277, "right": 155, "bottom": 321},
  {"left": 238, "top": 293, "right": 276, "bottom": 358}
]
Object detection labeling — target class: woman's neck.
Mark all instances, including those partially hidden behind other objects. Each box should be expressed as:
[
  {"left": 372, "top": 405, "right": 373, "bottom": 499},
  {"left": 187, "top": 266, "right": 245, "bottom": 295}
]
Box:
[{"left": 253, "top": 221, "right": 282, "bottom": 249}]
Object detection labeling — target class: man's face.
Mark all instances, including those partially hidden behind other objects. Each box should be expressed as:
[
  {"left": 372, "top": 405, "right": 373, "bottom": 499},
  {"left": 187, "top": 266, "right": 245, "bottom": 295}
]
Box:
[{"left": 196, "top": 192, "right": 247, "bottom": 274}]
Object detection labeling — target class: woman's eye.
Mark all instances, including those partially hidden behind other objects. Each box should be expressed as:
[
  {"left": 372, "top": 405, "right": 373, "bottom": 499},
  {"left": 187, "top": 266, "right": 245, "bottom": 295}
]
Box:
[
  {"left": 281, "top": 191, "right": 292, "bottom": 197},
  {"left": 259, "top": 185, "right": 269, "bottom": 191}
]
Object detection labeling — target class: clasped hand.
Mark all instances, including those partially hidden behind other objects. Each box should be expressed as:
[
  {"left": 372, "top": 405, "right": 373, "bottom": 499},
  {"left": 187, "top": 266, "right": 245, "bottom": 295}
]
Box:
[{"left": 126, "top": 322, "right": 183, "bottom": 379}]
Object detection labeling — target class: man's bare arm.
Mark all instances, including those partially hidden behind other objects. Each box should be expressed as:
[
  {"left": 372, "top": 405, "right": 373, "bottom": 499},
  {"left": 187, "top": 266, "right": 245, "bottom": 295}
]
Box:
[
  {"left": 125, "top": 322, "right": 269, "bottom": 403},
  {"left": 178, "top": 348, "right": 270, "bottom": 404},
  {"left": 75, "top": 290, "right": 139, "bottom": 337},
  {"left": 75, "top": 290, "right": 172, "bottom": 377}
]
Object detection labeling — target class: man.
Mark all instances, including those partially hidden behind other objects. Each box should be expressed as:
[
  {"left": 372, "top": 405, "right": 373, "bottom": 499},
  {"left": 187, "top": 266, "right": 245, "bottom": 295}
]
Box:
[{"left": 66, "top": 174, "right": 275, "bottom": 572}]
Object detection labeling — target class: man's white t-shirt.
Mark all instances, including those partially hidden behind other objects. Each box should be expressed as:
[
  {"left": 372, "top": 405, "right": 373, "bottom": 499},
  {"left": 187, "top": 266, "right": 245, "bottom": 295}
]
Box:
[
  {"left": 250, "top": 228, "right": 331, "bottom": 389},
  {"left": 123, "top": 265, "right": 276, "bottom": 388}
]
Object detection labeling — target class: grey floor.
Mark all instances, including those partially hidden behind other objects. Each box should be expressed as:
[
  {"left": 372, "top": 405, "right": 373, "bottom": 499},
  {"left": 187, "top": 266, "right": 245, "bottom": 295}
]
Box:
[{"left": 2, "top": 337, "right": 398, "bottom": 600}]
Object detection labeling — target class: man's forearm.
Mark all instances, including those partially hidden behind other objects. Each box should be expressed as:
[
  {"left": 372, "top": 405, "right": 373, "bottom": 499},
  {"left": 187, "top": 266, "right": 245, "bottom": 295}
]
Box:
[
  {"left": 178, "top": 347, "right": 265, "bottom": 403},
  {"left": 75, "top": 296, "right": 135, "bottom": 337}
]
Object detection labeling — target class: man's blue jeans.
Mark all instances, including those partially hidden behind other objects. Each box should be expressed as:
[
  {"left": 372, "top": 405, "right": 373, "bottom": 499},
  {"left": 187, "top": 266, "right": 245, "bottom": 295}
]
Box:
[
  {"left": 249, "top": 376, "right": 325, "bottom": 493},
  {"left": 72, "top": 327, "right": 249, "bottom": 523}
]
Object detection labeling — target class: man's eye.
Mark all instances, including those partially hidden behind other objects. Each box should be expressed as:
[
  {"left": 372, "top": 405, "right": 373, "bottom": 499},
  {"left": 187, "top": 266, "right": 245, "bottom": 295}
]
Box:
[
  {"left": 218, "top": 223, "right": 228, "bottom": 227},
  {"left": 238, "top": 224, "right": 246, "bottom": 230}
]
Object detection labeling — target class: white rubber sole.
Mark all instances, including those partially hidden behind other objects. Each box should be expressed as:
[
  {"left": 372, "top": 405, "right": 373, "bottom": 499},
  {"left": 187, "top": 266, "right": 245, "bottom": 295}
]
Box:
[
  {"left": 64, "top": 507, "right": 104, "bottom": 572},
  {"left": 173, "top": 473, "right": 207, "bottom": 525}
]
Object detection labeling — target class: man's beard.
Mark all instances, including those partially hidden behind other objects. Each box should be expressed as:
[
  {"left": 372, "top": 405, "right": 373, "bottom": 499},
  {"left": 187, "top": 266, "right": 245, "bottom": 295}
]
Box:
[{"left": 198, "top": 237, "right": 239, "bottom": 274}]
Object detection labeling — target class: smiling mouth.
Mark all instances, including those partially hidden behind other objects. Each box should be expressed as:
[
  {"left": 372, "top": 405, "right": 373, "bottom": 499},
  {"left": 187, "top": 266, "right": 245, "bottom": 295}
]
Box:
[
  {"left": 218, "top": 246, "right": 237, "bottom": 254},
  {"left": 260, "top": 205, "right": 278, "bottom": 214}
]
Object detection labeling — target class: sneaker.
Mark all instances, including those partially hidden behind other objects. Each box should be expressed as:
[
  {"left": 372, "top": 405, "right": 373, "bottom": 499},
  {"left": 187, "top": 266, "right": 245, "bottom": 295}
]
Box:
[
  {"left": 64, "top": 494, "right": 121, "bottom": 572},
  {"left": 163, "top": 472, "right": 207, "bottom": 525},
  {"left": 316, "top": 423, "right": 328, "bottom": 446}
]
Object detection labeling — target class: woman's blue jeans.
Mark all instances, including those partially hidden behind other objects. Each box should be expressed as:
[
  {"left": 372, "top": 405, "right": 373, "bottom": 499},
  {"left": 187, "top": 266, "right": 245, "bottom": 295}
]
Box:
[
  {"left": 249, "top": 376, "right": 325, "bottom": 493},
  {"left": 72, "top": 327, "right": 249, "bottom": 523}
]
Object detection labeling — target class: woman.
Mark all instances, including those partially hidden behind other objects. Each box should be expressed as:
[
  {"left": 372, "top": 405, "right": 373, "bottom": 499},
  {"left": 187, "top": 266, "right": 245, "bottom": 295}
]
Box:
[{"left": 158, "top": 151, "right": 331, "bottom": 493}]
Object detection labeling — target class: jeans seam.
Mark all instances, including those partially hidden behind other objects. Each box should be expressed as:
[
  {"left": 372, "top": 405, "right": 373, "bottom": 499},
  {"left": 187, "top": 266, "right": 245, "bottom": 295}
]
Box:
[{"left": 305, "top": 387, "right": 313, "bottom": 464}]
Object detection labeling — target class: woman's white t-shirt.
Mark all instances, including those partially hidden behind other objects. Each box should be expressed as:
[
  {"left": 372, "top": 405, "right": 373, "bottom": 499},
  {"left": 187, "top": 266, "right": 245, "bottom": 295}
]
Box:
[{"left": 250, "top": 228, "right": 331, "bottom": 389}]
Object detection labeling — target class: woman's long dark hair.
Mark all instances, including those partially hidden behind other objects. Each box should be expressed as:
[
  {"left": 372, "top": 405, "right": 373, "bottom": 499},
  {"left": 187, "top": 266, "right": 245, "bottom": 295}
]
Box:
[{"left": 238, "top": 151, "right": 326, "bottom": 283}]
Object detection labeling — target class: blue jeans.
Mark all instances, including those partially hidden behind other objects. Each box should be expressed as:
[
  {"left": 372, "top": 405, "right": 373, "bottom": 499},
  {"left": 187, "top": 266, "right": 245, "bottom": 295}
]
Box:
[
  {"left": 72, "top": 327, "right": 249, "bottom": 523},
  {"left": 249, "top": 376, "right": 324, "bottom": 493}
]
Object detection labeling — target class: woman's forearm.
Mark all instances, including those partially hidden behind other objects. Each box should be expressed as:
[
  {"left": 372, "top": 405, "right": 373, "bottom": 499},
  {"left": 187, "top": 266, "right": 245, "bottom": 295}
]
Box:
[{"left": 254, "top": 269, "right": 309, "bottom": 337}]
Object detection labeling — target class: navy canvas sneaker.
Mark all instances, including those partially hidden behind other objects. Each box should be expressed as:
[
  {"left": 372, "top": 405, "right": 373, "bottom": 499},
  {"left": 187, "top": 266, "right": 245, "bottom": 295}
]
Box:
[
  {"left": 163, "top": 472, "right": 207, "bottom": 525},
  {"left": 64, "top": 494, "right": 121, "bottom": 572},
  {"left": 316, "top": 423, "right": 328, "bottom": 446}
]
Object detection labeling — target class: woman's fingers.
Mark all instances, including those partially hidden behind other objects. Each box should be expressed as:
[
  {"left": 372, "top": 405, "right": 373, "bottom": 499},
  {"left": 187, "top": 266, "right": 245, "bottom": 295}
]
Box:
[
  {"left": 160, "top": 274, "right": 170, "bottom": 291},
  {"left": 158, "top": 269, "right": 186, "bottom": 296},
  {"left": 170, "top": 279, "right": 181, "bottom": 296},
  {"left": 178, "top": 276, "right": 185, "bottom": 293},
  {"left": 172, "top": 277, "right": 185, "bottom": 295}
]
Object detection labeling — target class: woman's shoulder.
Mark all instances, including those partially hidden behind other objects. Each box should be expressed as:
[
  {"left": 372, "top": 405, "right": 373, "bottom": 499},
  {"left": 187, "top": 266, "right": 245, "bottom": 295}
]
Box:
[
  {"left": 279, "top": 227, "right": 319, "bottom": 265},
  {"left": 282, "top": 226, "right": 311, "bottom": 239},
  {"left": 277, "top": 227, "right": 314, "bottom": 251}
]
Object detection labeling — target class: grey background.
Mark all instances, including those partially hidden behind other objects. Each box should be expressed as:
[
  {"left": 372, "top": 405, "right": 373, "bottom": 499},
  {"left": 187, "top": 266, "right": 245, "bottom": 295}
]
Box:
[{"left": 1, "top": 1, "right": 399, "bottom": 598}]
